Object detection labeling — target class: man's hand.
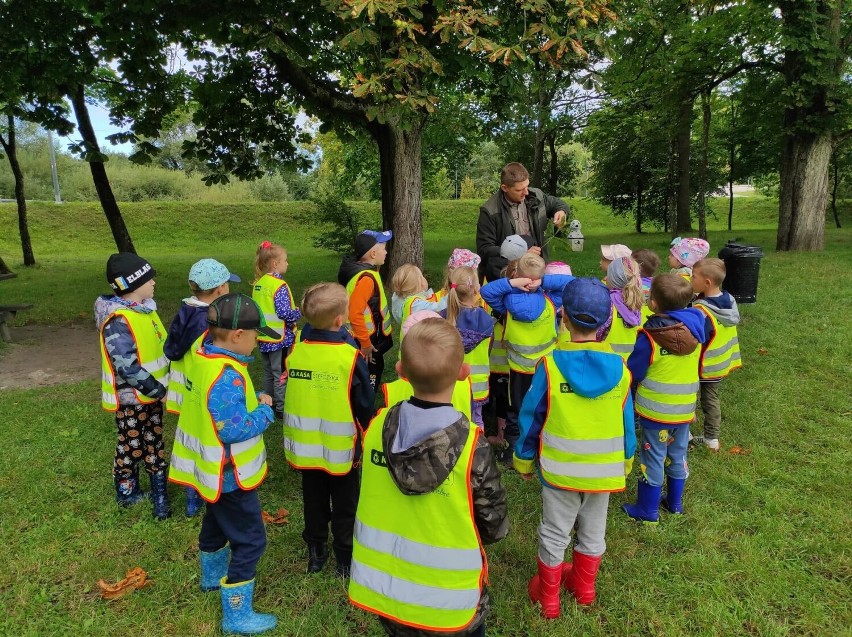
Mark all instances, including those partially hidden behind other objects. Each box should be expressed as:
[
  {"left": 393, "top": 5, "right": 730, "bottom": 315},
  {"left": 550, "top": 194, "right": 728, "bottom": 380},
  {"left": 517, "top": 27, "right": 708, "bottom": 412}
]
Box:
[
  {"left": 258, "top": 393, "right": 273, "bottom": 407},
  {"left": 526, "top": 246, "right": 542, "bottom": 256},
  {"left": 553, "top": 210, "right": 567, "bottom": 229},
  {"left": 360, "top": 344, "right": 377, "bottom": 363}
]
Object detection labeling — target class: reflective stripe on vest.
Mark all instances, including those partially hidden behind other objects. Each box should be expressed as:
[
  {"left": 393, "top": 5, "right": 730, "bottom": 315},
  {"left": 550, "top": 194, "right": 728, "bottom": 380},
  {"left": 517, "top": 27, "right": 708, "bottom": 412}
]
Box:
[
  {"left": 697, "top": 305, "right": 742, "bottom": 379},
  {"left": 489, "top": 319, "right": 509, "bottom": 374},
  {"left": 346, "top": 270, "right": 392, "bottom": 337},
  {"left": 538, "top": 349, "right": 629, "bottom": 492},
  {"left": 252, "top": 274, "right": 292, "bottom": 343},
  {"left": 382, "top": 378, "right": 472, "bottom": 420},
  {"left": 283, "top": 340, "right": 358, "bottom": 475},
  {"left": 635, "top": 333, "right": 701, "bottom": 424},
  {"left": 466, "top": 338, "right": 491, "bottom": 401},
  {"left": 603, "top": 305, "right": 640, "bottom": 361},
  {"left": 349, "top": 407, "right": 484, "bottom": 631},
  {"left": 99, "top": 308, "right": 168, "bottom": 411},
  {"left": 505, "top": 297, "right": 557, "bottom": 373},
  {"left": 168, "top": 353, "right": 267, "bottom": 502},
  {"left": 166, "top": 332, "right": 206, "bottom": 414}
]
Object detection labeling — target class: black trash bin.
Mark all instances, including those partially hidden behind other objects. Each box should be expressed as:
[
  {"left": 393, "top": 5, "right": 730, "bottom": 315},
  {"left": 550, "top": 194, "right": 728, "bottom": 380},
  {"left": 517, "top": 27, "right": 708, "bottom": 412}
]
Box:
[{"left": 718, "top": 241, "right": 764, "bottom": 304}]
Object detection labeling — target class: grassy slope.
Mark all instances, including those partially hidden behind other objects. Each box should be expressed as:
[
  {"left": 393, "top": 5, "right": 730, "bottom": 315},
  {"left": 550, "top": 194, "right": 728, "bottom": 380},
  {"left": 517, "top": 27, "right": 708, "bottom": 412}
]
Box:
[{"left": 0, "top": 197, "right": 850, "bottom": 636}]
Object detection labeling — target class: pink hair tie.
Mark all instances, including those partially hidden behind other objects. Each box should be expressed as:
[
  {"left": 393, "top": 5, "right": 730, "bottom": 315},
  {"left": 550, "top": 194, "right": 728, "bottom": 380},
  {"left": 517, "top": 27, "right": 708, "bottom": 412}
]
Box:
[
  {"left": 260, "top": 240, "right": 272, "bottom": 249},
  {"left": 450, "top": 283, "right": 458, "bottom": 289}
]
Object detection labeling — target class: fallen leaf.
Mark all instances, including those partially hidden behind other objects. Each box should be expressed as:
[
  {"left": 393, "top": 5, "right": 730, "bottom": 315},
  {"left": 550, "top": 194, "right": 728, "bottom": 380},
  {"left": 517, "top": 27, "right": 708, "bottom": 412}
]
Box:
[
  {"left": 728, "top": 446, "right": 752, "bottom": 456},
  {"left": 757, "top": 347, "right": 769, "bottom": 355},
  {"left": 262, "top": 508, "right": 290, "bottom": 525},
  {"left": 97, "top": 567, "right": 153, "bottom": 600}
]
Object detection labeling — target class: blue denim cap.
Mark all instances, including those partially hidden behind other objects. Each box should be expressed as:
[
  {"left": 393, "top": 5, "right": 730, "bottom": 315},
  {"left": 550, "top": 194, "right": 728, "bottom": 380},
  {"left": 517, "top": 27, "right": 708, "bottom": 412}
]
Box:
[
  {"left": 561, "top": 277, "right": 612, "bottom": 329},
  {"left": 188, "top": 259, "right": 241, "bottom": 291}
]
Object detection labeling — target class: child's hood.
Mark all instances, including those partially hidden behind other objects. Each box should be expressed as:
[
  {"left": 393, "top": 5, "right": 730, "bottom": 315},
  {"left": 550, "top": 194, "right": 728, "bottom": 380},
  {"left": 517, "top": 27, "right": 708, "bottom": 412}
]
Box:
[
  {"left": 694, "top": 292, "right": 740, "bottom": 327},
  {"left": 94, "top": 295, "right": 155, "bottom": 329},
  {"left": 643, "top": 308, "right": 706, "bottom": 355},
  {"left": 337, "top": 255, "right": 374, "bottom": 286},
  {"left": 505, "top": 288, "right": 548, "bottom": 322},
  {"left": 382, "top": 401, "right": 469, "bottom": 495},
  {"left": 453, "top": 307, "right": 494, "bottom": 353},
  {"left": 552, "top": 347, "right": 625, "bottom": 398}
]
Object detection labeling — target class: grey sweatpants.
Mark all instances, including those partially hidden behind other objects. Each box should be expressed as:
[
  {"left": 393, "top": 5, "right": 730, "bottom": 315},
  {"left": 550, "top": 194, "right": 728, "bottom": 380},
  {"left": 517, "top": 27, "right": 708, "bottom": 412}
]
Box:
[{"left": 537, "top": 487, "right": 610, "bottom": 567}]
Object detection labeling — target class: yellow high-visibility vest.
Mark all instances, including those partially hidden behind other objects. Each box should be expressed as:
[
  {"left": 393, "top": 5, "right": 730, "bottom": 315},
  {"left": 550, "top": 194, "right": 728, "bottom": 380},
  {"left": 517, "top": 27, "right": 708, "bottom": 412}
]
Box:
[
  {"left": 168, "top": 352, "right": 268, "bottom": 502},
  {"left": 696, "top": 305, "right": 742, "bottom": 379},
  {"left": 539, "top": 349, "right": 629, "bottom": 492},
  {"left": 505, "top": 297, "right": 557, "bottom": 373},
  {"left": 381, "top": 377, "right": 472, "bottom": 420},
  {"left": 603, "top": 306, "right": 640, "bottom": 361},
  {"left": 466, "top": 338, "right": 490, "bottom": 401},
  {"left": 283, "top": 340, "right": 359, "bottom": 475},
  {"left": 349, "top": 407, "right": 485, "bottom": 631},
  {"left": 166, "top": 331, "right": 206, "bottom": 415},
  {"left": 490, "top": 318, "right": 509, "bottom": 375},
  {"left": 99, "top": 308, "right": 168, "bottom": 412},
  {"left": 252, "top": 274, "right": 295, "bottom": 344},
  {"left": 399, "top": 295, "right": 417, "bottom": 329},
  {"left": 635, "top": 331, "right": 701, "bottom": 425},
  {"left": 345, "top": 270, "right": 392, "bottom": 338}
]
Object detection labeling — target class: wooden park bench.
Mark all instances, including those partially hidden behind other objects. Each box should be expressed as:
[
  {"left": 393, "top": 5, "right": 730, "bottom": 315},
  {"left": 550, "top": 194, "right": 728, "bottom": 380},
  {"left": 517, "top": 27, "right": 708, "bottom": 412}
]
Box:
[{"left": 0, "top": 303, "right": 33, "bottom": 342}]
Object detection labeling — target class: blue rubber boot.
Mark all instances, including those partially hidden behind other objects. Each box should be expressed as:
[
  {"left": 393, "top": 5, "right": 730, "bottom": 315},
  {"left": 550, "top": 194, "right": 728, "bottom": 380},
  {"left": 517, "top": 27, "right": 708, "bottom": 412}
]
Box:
[
  {"left": 200, "top": 546, "right": 231, "bottom": 592},
  {"left": 622, "top": 479, "right": 661, "bottom": 525},
  {"left": 220, "top": 578, "right": 278, "bottom": 635},
  {"left": 661, "top": 477, "right": 686, "bottom": 514},
  {"left": 185, "top": 487, "right": 204, "bottom": 517},
  {"left": 114, "top": 472, "right": 147, "bottom": 507},
  {"left": 149, "top": 471, "right": 172, "bottom": 520}
]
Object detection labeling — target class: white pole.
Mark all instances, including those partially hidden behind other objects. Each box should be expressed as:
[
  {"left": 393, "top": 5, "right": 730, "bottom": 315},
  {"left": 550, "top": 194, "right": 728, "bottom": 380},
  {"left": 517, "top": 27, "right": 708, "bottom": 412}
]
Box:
[{"left": 47, "top": 129, "right": 61, "bottom": 203}]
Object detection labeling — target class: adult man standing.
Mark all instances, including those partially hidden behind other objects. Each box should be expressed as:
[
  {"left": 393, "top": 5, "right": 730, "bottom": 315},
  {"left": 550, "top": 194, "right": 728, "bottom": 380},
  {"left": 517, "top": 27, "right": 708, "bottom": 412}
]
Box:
[{"left": 476, "top": 163, "right": 570, "bottom": 282}]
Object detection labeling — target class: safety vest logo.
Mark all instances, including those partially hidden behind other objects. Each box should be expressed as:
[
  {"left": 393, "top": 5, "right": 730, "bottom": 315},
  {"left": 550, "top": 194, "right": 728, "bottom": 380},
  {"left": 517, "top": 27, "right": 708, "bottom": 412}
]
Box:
[
  {"left": 254, "top": 285, "right": 263, "bottom": 292},
  {"left": 660, "top": 348, "right": 671, "bottom": 356},
  {"left": 151, "top": 318, "right": 164, "bottom": 342},
  {"left": 370, "top": 449, "right": 387, "bottom": 467},
  {"left": 289, "top": 369, "right": 312, "bottom": 380},
  {"left": 185, "top": 378, "right": 193, "bottom": 392},
  {"left": 559, "top": 382, "right": 574, "bottom": 393}
]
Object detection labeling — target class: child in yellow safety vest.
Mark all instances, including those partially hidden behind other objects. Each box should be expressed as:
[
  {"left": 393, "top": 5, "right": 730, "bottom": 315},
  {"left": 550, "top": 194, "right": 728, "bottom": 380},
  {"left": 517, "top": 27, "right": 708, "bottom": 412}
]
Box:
[
  {"left": 283, "top": 283, "right": 375, "bottom": 578},
  {"left": 599, "top": 256, "right": 645, "bottom": 360},
  {"left": 668, "top": 236, "right": 710, "bottom": 278},
  {"left": 337, "top": 229, "right": 393, "bottom": 390},
  {"left": 168, "top": 293, "right": 279, "bottom": 635},
  {"left": 349, "top": 318, "right": 508, "bottom": 637},
  {"left": 440, "top": 266, "right": 493, "bottom": 429},
  {"left": 251, "top": 241, "right": 302, "bottom": 419},
  {"left": 390, "top": 263, "right": 447, "bottom": 327},
  {"left": 95, "top": 252, "right": 170, "bottom": 519},
  {"left": 164, "top": 258, "right": 240, "bottom": 517},
  {"left": 624, "top": 274, "right": 707, "bottom": 524},
  {"left": 480, "top": 253, "right": 574, "bottom": 465},
  {"left": 690, "top": 258, "right": 743, "bottom": 451},
  {"left": 515, "top": 278, "right": 635, "bottom": 616},
  {"left": 434, "top": 247, "right": 483, "bottom": 302}
]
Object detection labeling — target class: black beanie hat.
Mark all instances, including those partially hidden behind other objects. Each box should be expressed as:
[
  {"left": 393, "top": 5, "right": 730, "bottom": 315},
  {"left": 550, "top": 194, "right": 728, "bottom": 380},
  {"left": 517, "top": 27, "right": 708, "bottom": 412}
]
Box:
[{"left": 106, "top": 252, "right": 156, "bottom": 295}]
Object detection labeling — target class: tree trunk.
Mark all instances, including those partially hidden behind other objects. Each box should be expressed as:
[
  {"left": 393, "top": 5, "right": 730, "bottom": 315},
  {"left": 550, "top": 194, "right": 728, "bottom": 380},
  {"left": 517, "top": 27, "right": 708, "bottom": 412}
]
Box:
[
  {"left": 530, "top": 83, "right": 548, "bottom": 189},
  {"left": 0, "top": 115, "right": 35, "bottom": 265},
  {"left": 665, "top": 137, "right": 677, "bottom": 235},
  {"left": 369, "top": 119, "right": 424, "bottom": 275},
  {"left": 547, "top": 134, "right": 559, "bottom": 194},
  {"left": 675, "top": 97, "right": 694, "bottom": 234},
  {"left": 69, "top": 84, "right": 136, "bottom": 254},
  {"left": 830, "top": 148, "right": 842, "bottom": 228},
  {"left": 777, "top": 132, "right": 831, "bottom": 250},
  {"left": 728, "top": 93, "right": 736, "bottom": 231},
  {"left": 0, "top": 255, "right": 11, "bottom": 275},
  {"left": 635, "top": 182, "right": 643, "bottom": 234},
  {"left": 697, "top": 91, "right": 711, "bottom": 240}
]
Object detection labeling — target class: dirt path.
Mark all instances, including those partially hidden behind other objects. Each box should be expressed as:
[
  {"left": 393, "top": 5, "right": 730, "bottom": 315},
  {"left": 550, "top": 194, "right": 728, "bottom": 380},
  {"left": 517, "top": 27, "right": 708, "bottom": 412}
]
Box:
[{"left": 0, "top": 325, "right": 100, "bottom": 390}]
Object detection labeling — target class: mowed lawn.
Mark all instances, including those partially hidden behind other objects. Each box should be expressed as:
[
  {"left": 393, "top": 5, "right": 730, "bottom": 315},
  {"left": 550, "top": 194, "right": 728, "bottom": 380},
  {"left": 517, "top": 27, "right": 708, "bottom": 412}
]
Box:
[{"left": 0, "top": 197, "right": 850, "bottom": 636}]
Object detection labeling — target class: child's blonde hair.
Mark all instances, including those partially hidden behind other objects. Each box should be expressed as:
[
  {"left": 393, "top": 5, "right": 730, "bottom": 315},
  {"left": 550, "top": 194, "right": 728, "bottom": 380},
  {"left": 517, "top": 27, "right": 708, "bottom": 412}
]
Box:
[
  {"left": 301, "top": 282, "right": 348, "bottom": 330},
  {"left": 444, "top": 266, "right": 479, "bottom": 327},
  {"left": 607, "top": 256, "right": 645, "bottom": 311},
  {"left": 516, "top": 253, "right": 546, "bottom": 279},
  {"left": 401, "top": 319, "right": 464, "bottom": 394},
  {"left": 391, "top": 264, "right": 425, "bottom": 297},
  {"left": 692, "top": 258, "right": 726, "bottom": 286},
  {"left": 254, "top": 241, "right": 286, "bottom": 282}
]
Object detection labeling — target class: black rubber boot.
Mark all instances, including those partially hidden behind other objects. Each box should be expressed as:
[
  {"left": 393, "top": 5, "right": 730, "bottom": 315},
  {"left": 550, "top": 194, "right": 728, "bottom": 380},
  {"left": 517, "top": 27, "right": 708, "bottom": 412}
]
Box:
[
  {"left": 306, "top": 543, "right": 329, "bottom": 574},
  {"left": 334, "top": 548, "right": 352, "bottom": 578}
]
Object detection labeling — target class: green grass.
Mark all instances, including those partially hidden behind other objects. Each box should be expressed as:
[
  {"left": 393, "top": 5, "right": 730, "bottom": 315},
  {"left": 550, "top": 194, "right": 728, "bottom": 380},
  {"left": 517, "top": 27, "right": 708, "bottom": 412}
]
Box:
[{"left": 0, "top": 197, "right": 851, "bottom": 636}]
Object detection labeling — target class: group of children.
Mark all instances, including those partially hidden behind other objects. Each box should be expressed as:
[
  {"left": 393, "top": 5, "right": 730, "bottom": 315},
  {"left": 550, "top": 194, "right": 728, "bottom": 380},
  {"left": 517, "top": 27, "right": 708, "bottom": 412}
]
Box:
[{"left": 95, "top": 230, "right": 742, "bottom": 635}]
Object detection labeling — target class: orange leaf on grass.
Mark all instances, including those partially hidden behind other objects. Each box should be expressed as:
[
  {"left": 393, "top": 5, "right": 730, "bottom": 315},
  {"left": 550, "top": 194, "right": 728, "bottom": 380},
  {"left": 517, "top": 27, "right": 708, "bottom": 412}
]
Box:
[
  {"left": 757, "top": 347, "right": 769, "bottom": 355},
  {"left": 262, "top": 508, "right": 290, "bottom": 525},
  {"left": 728, "top": 446, "right": 752, "bottom": 456},
  {"left": 97, "top": 567, "right": 153, "bottom": 600}
]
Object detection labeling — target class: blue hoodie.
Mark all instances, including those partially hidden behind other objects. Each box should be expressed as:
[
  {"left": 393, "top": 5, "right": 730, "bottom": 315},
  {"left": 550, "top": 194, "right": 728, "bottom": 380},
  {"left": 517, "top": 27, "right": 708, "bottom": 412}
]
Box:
[
  {"left": 480, "top": 274, "right": 575, "bottom": 322},
  {"left": 515, "top": 343, "right": 636, "bottom": 488}
]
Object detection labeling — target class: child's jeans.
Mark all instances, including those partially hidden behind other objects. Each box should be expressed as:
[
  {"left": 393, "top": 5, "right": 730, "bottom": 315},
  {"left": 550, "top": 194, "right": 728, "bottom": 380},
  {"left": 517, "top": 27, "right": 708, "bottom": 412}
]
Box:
[
  {"left": 113, "top": 402, "right": 166, "bottom": 478},
  {"left": 538, "top": 487, "right": 609, "bottom": 566},
  {"left": 698, "top": 380, "right": 722, "bottom": 439},
  {"left": 260, "top": 347, "right": 287, "bottom": 413},
  {"left": 199, "top": 487, "right": 266, "bottom": 583},
  {"left": 638, "top": 422, "right": 690, "bottom": 487},
  {"left": 301, "top": 468, "right": 360, "bottom": 556}
]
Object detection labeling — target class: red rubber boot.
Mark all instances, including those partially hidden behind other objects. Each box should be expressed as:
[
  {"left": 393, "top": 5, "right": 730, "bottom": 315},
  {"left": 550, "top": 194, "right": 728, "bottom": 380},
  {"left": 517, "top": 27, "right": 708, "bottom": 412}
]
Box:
[
  {"left": 562, "top": 550, "right": 602, "bottom": 605},
  {"left": 528, "top": 557, "right": 562, "bottom": 619}
]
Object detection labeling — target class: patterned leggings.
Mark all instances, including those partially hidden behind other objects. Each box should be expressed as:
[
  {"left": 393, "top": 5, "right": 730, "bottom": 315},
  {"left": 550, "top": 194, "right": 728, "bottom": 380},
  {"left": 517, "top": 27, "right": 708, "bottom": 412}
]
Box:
[{"left": 113, "top": 402, "right": 167, "bottom": 478}]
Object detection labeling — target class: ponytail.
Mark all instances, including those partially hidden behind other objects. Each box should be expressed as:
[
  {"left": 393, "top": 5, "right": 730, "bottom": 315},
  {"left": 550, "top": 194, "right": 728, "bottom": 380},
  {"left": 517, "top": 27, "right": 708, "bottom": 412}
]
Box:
[
  {"left": 445, "top": 266, "right": 478, "bottom": 327},
  {"left": 621, "top": 257, "right": 645, "bottom": 311}
]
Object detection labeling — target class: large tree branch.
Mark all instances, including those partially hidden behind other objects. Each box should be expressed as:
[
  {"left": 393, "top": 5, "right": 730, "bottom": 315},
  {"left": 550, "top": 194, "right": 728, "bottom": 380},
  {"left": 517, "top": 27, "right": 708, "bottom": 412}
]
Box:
[{"left": 833, "top": 129, "right": 852, "bottom": 148}]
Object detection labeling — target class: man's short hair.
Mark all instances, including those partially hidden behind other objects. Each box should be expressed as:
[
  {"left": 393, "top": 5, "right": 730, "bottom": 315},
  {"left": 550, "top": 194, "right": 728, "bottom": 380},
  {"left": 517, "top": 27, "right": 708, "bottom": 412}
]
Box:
[
  {"left": 516, "top": 253, "right": 545, "bottom": 279},
  {"left": 650, "top": 273, "right": 694, "bottom": 312},
  {"left": 301, "top": 282, "right": 348, "bottom": 330},
  {"left": 631, "top": 248, "right": 661, "bottom": 278},
  {"left": 501, "top": 162, "right": 530, "bottom": 187},
  {"left": 692, "top": 258, "right": 726, "bottom": 286},
  {"left": 401, "top": 319, "right": 464, "bottom": 394}
]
